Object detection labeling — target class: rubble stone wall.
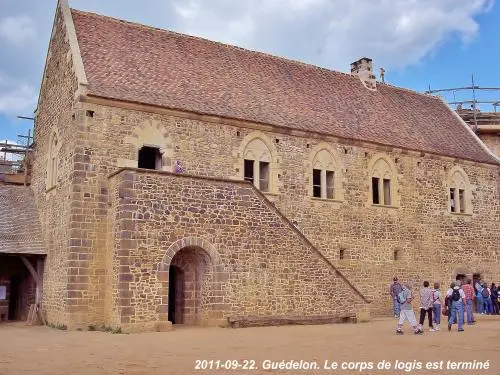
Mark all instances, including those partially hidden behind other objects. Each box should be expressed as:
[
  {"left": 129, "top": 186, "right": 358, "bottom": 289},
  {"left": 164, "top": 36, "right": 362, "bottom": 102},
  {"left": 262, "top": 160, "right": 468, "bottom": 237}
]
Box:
[
  {"left": 72, "top": 102, "right": 499, "bottom": 320},
  {"left": 106, "top": 170, "right": 367, "bottom": 331},
  {"left": 31, "top": 7, "right": 81, "bottom": 326}
]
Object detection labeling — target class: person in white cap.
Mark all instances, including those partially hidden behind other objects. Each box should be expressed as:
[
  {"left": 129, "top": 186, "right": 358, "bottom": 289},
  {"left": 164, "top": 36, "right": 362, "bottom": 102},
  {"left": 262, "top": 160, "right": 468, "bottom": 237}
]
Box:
[{"left": 396, "top": 281, "right": 423, "bottom": 335}]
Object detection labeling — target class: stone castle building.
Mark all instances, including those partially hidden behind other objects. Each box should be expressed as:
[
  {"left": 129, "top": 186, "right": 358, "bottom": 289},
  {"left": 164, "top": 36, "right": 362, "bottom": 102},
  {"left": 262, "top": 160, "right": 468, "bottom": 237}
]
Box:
[{"left": 1, "top": 0, "right": 499, "bottom": 332}]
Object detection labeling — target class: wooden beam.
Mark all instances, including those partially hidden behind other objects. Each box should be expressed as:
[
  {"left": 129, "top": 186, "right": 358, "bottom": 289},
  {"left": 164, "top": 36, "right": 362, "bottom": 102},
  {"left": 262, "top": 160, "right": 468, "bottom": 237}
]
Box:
[
  {"left": 20, "top": 255, "right": 40, "bottom": 306},
  {"left": 20, "top": 255, "right": 39, "bottom": 282},
  {"left": 20, "top": 256, "right": 45, "bottom": 324}
]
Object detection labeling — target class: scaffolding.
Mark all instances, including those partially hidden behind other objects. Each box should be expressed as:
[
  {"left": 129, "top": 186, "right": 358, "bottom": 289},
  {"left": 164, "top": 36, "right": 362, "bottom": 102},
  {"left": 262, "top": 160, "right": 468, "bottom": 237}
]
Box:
[
  {"left": 425, "top": 76, "right": 500, "bottom": 132},
  {"left": 1, "top": 120, "right": 34, "bottom": 185}
]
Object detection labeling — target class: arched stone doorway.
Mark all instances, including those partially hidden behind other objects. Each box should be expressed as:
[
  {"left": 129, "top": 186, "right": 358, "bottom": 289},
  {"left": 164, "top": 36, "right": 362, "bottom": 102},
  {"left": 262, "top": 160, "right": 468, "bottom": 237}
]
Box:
[
  {"left": 167, "top": 246, "right": 212, "bottom": 325},
  {"left": 157, "top": 237, "right": 230, "bottom": 326}
]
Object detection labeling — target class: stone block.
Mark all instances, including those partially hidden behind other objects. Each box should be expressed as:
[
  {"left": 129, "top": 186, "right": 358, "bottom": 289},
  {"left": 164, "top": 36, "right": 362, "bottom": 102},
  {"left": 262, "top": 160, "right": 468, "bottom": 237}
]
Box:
[
  {"left": 355, "top": 309, "right": 371, "bottom": 323},
  {"left": 154, "top": 321, "right": 173, "bottom": 332}
]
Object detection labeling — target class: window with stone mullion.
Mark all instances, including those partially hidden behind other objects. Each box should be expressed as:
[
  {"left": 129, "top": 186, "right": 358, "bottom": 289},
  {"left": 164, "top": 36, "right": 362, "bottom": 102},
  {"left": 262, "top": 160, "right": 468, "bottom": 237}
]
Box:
[
  {"left": 450, "top": 187, "right": 465, "bottom": 213},
  {"left": 372, "top": 176, "right": 391, "bottom": 206},
  {"left": 243, "top": 158, "right": 270, "bottom": 192},
  {"left": 313, "top": 169, "right": 335, "bottom": 199}
]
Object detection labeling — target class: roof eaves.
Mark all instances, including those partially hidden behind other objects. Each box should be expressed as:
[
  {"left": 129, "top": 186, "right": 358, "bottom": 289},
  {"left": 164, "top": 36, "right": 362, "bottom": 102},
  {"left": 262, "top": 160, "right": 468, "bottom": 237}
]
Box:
[{"left": 436, "top": 96, "right": 500, "bottom": 166}]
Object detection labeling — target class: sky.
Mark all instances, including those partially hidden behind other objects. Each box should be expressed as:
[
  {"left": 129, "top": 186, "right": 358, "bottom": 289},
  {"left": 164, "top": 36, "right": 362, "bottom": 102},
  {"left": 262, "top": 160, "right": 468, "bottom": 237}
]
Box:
[{"left": 0, "top": 0, "right": 499, "bottom": 144}]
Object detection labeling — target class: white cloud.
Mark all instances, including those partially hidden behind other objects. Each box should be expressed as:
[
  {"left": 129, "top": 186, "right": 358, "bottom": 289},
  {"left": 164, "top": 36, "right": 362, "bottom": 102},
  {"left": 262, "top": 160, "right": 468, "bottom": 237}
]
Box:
[
  {"left": 0, "top": 81, "right": 37, "bottom": 116},
  {"left": 0, "top": 15, "right": 36, "bottom": 45},
  {"left": 169, "top": 0, "right": 493, "bottom": 71}
]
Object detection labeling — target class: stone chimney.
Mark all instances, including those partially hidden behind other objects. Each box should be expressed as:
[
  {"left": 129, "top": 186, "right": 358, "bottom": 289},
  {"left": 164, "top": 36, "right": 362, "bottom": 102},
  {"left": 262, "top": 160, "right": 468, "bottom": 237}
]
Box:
[{"left": 350, "top": 57, "right": 376, "bottom": 90}]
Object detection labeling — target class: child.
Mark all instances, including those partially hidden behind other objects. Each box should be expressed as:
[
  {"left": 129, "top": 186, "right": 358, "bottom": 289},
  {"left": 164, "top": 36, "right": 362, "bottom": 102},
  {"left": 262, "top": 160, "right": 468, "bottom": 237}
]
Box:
[
  {"left": 432, "top": 282, "right": 442, "bottom": 331},
  {"left": 396, "top": 281, "right": 423, "bottom": 335}
]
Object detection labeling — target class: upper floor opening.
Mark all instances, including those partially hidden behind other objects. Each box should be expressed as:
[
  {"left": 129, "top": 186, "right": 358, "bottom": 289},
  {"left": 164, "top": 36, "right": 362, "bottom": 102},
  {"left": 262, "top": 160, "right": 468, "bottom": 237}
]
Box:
[{"left": 138, "top": 146, "right": 162, "bottom": 170}]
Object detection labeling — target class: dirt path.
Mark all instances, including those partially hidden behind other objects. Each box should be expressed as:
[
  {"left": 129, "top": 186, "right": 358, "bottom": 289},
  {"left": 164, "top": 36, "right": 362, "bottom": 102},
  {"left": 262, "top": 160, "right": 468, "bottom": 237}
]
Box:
[{"left": 0, "top": 316, "right": 498, "bottom": 375}]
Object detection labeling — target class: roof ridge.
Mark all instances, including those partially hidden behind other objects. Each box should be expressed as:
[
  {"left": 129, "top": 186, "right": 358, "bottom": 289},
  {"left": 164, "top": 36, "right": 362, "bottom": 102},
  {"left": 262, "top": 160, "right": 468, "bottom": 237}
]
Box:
[
  {"left": 377, "top": 80, "right": 440, "bottom": 99},
  {"left": 70, "top": 8, "right": 369, "bottom": 84},
  {"left": 71, "top": 9, "right": 445, "bottom": 101}
]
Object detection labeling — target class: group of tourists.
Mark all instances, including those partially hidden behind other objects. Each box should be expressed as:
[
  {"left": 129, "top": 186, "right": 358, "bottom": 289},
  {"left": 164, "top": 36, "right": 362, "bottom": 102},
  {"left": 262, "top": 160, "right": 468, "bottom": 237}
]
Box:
[{"left": 389, "top": 276, "right": 499, "bottom": 335}]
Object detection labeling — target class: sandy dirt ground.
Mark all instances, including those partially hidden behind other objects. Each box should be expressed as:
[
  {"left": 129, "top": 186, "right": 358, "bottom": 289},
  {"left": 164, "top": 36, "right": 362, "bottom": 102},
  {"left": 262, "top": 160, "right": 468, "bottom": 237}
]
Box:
[{"left": 0, "top": 316, "right": 498, "bottom": 375}]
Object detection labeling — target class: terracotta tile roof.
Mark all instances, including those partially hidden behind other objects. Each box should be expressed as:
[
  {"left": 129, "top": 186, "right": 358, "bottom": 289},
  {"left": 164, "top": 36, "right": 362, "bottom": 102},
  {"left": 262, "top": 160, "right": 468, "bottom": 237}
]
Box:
[
  {"left": 71, "top": 10, "right": 498, "bottom": 165},
  {"left": 0, "top": 183, "right": 45, "bottom": 255}
]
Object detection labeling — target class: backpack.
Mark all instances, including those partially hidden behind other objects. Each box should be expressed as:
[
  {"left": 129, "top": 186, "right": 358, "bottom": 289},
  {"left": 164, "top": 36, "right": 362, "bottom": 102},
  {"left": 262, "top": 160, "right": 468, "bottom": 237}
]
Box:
[
  {"left": 481, "top": 287, "right": 490, "bottom": 298},
  {"left": 397, "top": 290, "right": 407, "bottom": 304},
  {"left": 452, "top": 289, "right": 461, "bottom": 302}
]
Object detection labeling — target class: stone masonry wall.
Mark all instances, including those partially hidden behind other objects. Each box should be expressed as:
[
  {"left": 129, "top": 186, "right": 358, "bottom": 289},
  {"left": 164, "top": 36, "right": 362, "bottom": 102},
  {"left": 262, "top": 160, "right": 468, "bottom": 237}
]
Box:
[
  {"left": 31, "top": 7, "right": 498, "bottom": 330},
  {"left": 77, "top": 102, "right": 499, "bottom": 321},
  {"left": 107, "top": 170, "right": 367, "bottom": 331},
  {"left": 31, "top": 7, "right": 81, "bottom": 326},
  {"left": 478, "top": 134, "right": 500, "bottom": 157}
]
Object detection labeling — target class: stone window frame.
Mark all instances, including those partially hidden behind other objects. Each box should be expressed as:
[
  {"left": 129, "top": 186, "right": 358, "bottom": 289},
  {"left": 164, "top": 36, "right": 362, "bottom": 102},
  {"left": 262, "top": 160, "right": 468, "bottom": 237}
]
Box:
[
  {"left": 237, "top": 131, "right": 279, "bottom": 194},
  {"left": 120, "top": 119, "right": 173, "bottom": 172},
  {"left": 367, "top": 154, "right": 400, "bottom": 208},
  {"left": 46, "top": 128, "right": 61, "bottom": 190},
  {"left": 306, "top": 143, "right": 344, "bottom": 202},
  {"left": 446, "top": 166, "right": 473, "bottom": 215}
]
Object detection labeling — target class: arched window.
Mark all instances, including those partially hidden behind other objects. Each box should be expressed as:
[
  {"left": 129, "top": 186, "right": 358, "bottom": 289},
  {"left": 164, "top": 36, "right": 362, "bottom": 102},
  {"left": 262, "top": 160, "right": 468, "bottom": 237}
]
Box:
[
  {"left": 243, "top": 138, "right": 271, "bottom": 192},
  {"left": 121, "top": 120, "right": 172, "bottom": 172},
  {"left": 47, "top": 131, "right": 60, "bottom": 188},
  {"left": 239, "top": 132, "right": 278, "bottom": 193},
  {"left": 447, "top": 166, "right": 472, "bottom": 214},
  {"left": 368, "top": 155, "right": 398, "bottom": 206},
  {"left": 310, "top": 148, "right": 340, "bottom": 199}
]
